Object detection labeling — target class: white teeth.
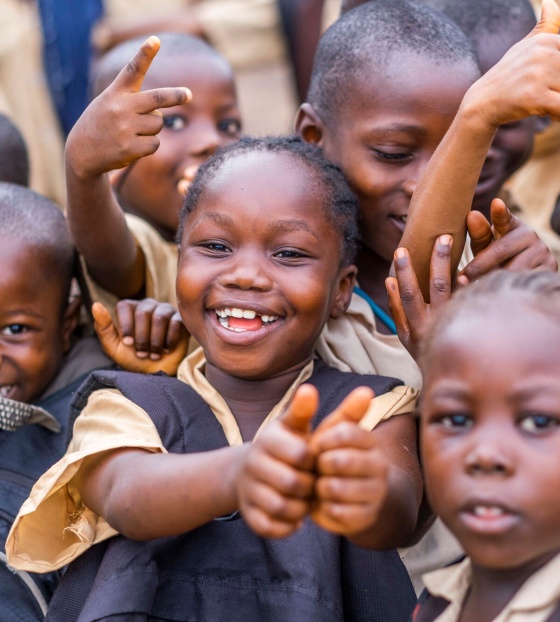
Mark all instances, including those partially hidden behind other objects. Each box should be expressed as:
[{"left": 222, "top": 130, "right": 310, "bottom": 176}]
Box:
[
  {"left": 231, "top": 308, "right": 243, "bottom": 318},
  {"left": 473, "top": 505, "right": 504, "bottom": 517},
  {"left": 242, "top": 310, "right": 256, "bottom": 319},
  {"left": 0, "top": 385, "right": 13, "bottom": 397}
]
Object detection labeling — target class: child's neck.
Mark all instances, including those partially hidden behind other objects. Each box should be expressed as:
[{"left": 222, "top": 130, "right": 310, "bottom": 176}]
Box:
[
  {"left": 356, "top": 245, "right": 393, "bottom": 333},
  {"left": 204, "top": 360, "right": 310, "bottom": 442},
  {"left": 460, "top": 550, "right": 560, "bottom": 622}
]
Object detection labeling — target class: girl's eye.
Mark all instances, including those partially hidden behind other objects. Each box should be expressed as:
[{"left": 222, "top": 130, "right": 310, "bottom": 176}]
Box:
[
  {"left": 520, "top": 414, "right": 559, "bottom": 433},
  {"left": 275, "top": 249, "right": 306, "bottom": 259},
  {"left": 438, "top": 413, "right": 473, "bottom": 429},
  {"left": 218, "top": 118, "right": 241, "bottom": 136},
  {"left": 372, "top": 149, "right": 411, "bottom": 162},
  {"left": 202, "top": 242, "right": 230, "bottom": 253},
  {"left": 162, "top": 116, "right": 186, "bottom": 131},
  {"left": 2, "top": 324, "right": 27, "bottom": 336}
]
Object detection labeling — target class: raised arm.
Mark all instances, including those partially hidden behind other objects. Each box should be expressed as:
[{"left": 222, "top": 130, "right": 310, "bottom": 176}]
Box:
[
  {"left": 65, "top": 37, "right": 191, "bottom": 299},
  {"left": 400, "top": 0, "right": 560, "bottom": 299}
]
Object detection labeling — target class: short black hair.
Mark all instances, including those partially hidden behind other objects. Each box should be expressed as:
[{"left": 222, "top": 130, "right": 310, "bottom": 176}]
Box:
[
  {"left": 91, "top": 32, "right": 231, "bottom": 97},
  {"left": 309, "top": 0, "right": 479, "bottom": 123},
  {"left": 420, "top": 270, "right": 560, "bottom": 372},
  {"left": 178, "top": 135, "right": 360, "bottom": 265},
  {"left": 0, "top": 183, "right": 75, "bottom": 307},
  {"left": 0, "top": 114, "right": 29, "bottom": 187},
  {"left": 422, "top": 0, "right": 536, "bottom": 48}
]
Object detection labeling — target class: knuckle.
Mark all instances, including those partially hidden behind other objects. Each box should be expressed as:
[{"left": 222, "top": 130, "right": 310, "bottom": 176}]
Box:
[
  {"left": 431, "top": 277, "right": 449, "bottom": 294},
  {"left": 151, "top": 90, "right": 165, "bottom": 106},
  {"left": 398, "top": 287, "right": 417, "bottom": 305}
]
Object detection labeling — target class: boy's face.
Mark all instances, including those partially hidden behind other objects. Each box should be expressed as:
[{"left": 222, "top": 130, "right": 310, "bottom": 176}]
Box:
[
  {"left": 421, "top": 305, "right": 560, "bottom": 571},
  {"left": 176, "top": 152, "right": 356, "bottom": 380},
  {"left": 0, "top": 239, "right": 75, "bottom": 403},
  {"left": 300, "top": 55, "right": 477, "bottom": 263},
  {"left": 118, "top": 55, "right": 241, "bottom": 241}
]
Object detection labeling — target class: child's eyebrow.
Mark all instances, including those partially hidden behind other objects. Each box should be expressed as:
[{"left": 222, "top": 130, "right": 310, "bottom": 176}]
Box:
[
  {"left": 366, "top": 123, "right": 426, "bottom": 139},
  {"left": 267, "top": 219, "right": 320, "bottom": 240},
  {"left": 1, "top": 308, "right": 44, "bottom": 320},
  {"left": 191, "top": 212, "right": 235, "bottom": 229}
]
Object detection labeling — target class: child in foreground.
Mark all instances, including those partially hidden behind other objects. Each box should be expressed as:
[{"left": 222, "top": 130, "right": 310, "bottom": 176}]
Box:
[
  {"left": 67, "top": 33, "right": 241, "bottom": 311},
  {"left": 7, "top": 135, "right": 421, "bottom": 621},
  {"left": 409, "top": 270, "right": 560, "bottom": 622}
]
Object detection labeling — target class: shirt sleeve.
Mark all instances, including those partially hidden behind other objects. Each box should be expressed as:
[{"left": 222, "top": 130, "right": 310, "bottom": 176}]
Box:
[
  {"left": 6, "top": 389, "right": 165, "bottom": 573},
  {"left": 359, "top": 385, "right": 418, "bottom": 431}
]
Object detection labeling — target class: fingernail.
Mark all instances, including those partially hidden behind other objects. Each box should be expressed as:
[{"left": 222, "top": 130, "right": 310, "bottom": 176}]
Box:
[
  {"left": 395, "top": 248, "right": 406, "bottom": 259},
  {"left": 122, "top": 336, "right": 134, "bottom": 346},
  {"left": 136, "top": 351, "right": 148, "bottom": 359},
  {"left": 149, "top": 353, "right": 162, "bottom": 360},
  {"left": 183, "top": 87, "right": 192, "bottom": 102},
  {"left": 385, "top": 278, "right": 396, "bottom": 291},
  {"left": 457, "top": 275, "right": 469, "bottom": 286},
  {"left": 439, "top": 234, "right": 452, "bottom": 246}
]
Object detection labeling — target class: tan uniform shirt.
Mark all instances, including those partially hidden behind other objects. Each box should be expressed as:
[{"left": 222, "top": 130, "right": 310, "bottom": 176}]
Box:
[
  {"left": 7, "top": 348, "right": 417, "bottom": 573},
  {"left": 423, "top": 553, "right": 560, "bottom": 622}
]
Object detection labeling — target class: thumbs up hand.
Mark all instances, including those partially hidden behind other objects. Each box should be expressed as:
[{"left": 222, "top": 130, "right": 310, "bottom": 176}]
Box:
[
  {"left": 307, "top": 387, "right": 390, "bottom": 537},
  {"left": 462, "top": 0, "right": 560, "bottom": 129},
  {"left": 67, "top": 36, "right": 192, "bottom": 180},
  {"left": 235, "top": 384, "right": 318, "bottom": 538}
]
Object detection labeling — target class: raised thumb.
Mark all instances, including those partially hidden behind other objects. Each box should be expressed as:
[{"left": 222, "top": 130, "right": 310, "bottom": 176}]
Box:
[
  {"left": 530, "top": 0, "right": 560, "bottom": 36},
  {"left": 281, "top": 384, "right": 319, "bottom": 435},
  {"left": 92, "top": 302, "right": 120, "bottom": 358}
]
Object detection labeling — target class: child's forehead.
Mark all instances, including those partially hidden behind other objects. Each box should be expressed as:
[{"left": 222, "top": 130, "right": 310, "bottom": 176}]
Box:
[
  {"left": 335, "top": 53, "right": 476, "bottom": 129},
  {"left": 142, "top": 52, "right": 234, "bottom": 91}
]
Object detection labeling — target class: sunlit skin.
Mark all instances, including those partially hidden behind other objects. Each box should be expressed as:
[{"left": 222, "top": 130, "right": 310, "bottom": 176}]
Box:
[
  {"left": 117, "top": 56, "right": 241, "bottom": 240},
  {"left": 421, "top": 303, "right": 560, "bottom": 621},
  {"left": 0, "top": 239, "right": 77, "bottom": 403},
  {"left": 298, "top": 54, "right": 478, "bottom": 318},
  {"left": 176, "top": 150, "right": 356, "bottom": 382}
]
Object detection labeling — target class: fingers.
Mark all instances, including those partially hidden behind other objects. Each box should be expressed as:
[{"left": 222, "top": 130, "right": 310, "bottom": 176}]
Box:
[
  {"left": 281, "top": 384, "right": 319, "bottom": 435},
  {"left": 466, "top": 210, "right": 493, "bottom": 257},
  {"left": 429, "top": 235, "right": 453, "bottom": 308},
  {"left": 386, "top": 276, "right": 412, "bottom": 353},
  {"left": 115, "top": 298, "right": 181, "bottom": 360},
  {"left": 531, "top": 0, "right": 560, "bottom": 37},
  {"left": 460, "top": 205, "right": 556, "bottom": 282},
  {"left": 114, "top": 36, "right": 161, "bottom": 93},
  {"left": 135, "top": 87, "right": 192, "bottom": 115},
  {"left": 92, "top": 302, "right": 120, "bottom": 359}
]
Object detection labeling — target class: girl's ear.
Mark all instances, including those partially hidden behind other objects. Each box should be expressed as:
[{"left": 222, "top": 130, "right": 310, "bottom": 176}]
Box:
[
  {"left": 60, "top": 296, "right": 82, "bottom": 353},
  {"left": 295, "top": 103, "right": 325, "bottom": 145},
  {"left": 330, "top": 264, "right": 358, "bottom": 319}
]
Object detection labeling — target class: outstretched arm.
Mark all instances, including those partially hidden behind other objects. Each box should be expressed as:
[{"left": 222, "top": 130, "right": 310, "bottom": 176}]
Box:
[
  {"left": 400, "top": 0, "right": 560, "bottom": 299},
  {"left": 65, "top": 36, "right": 191, "bottom": 299}
]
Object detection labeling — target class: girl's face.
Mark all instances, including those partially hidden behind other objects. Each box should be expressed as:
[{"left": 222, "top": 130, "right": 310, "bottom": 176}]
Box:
[
  {"left": 420, "top": 303, "right": 560, "bottom": 572},
  {"left": 176, "top": 151, "right": 356, "bottom": 380}
]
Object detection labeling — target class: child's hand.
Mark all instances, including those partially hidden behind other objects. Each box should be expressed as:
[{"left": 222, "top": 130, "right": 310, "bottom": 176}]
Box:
[
  {"left": 66, "top": 36, "right": 192, "bottom": 180},
  {"left": 93, "top": 300, "right": 189, "bottom": 374},
  {"left": 462, "top": 0, "right": 560, "bottom": 129},
  {"left": 386, "top": 236, "right": 453, "bottom": 360},
  {"left": 458, "top": 198, "right": 558, "bottom": 285},
  {"left": 309, "top": 387, "right": 387, "bottom": 538},
  {"left": 236, "top": 385, "right": 318, "bottom": 539}
]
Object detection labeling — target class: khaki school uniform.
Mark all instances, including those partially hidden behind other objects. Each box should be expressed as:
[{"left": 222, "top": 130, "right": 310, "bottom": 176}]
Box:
[
  {"left": 422, "top": 553, "right": 560, "bottom": 622},
  {"left": 7, "top": 349, "right": 417, "bottom": 573}
]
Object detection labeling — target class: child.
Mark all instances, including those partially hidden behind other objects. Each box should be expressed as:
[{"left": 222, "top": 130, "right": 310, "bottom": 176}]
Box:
[
  {"left": 0, "top": 113, "right": 29, "bottom": 187},
  {"left": 296, "top": 0, "right": 555, "bottom": 389},
  {"left": 67, "top": 33, "right": 242, "bottom": 311},
  {"left": 7, "top": 136, "right": 421, "bottom": 621},
  {"left": 0, "top": 182, "right": 109, "bottom": 620},
  {"left": 410, "top": 270, "right": 560, "bottom": 622}
]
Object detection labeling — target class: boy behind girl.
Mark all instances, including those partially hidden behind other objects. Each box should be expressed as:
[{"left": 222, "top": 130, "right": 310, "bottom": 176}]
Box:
[
  {"left": 68, "top": 33, "right": 242, "bottom": 312},
  {"left": 0, "top": 183, "right": 109, "bottom": 620}
]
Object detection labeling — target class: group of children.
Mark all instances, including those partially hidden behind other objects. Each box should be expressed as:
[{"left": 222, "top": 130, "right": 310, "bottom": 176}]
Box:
[{"left": 1, "top": 0, "right": 560, "bottom": 620}]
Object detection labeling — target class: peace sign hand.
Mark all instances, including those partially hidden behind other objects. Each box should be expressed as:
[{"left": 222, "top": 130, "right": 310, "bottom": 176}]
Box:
[{"left": 67, "top": 36, "right": 192, "bottom": 180}]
